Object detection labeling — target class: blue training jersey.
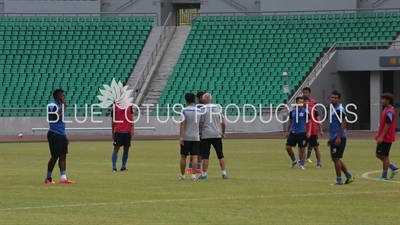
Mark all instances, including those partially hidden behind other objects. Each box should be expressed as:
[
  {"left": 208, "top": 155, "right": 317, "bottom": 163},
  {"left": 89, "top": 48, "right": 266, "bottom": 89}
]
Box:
[
  {"left": 330, "top": 104, "right": 347, "bottom": 140},
  {"left": 289, "top": 108, "right": 308, "bottom": 134},
  {"left": 194, "top": 103, "right": 203, "bottom": 109},
  {"left": 47, "top": 101, "right": 66, "bottom": 135}
]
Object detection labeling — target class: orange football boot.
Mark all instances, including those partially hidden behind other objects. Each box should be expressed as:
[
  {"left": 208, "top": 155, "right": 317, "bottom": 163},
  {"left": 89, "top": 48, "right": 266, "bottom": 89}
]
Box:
[
  {"left": 44, "top": 179, "right": 55, "bottom": 184},
  {"left": 60, "top": 179, "right": 75, "bottom": 184}
]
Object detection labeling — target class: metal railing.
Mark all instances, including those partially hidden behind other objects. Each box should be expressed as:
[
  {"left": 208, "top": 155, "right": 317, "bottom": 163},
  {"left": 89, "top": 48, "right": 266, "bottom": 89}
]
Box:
[
  {"left": 131, "top": 12, "right": 175, "bottom": 103},
  {"left": 221, "top": 0, "right": 247, "bottom": 12},
  {"left": 116, "top": 0, "right": 143, "bottom": 12},
  {"left": 31, "top": 127, "right": 156, "bottom": 132},
  {"left": 334, "top": 40, "right": 400, "bottom": 50},
  {"left": 372, "top": 0, "right": 390, "bottom": 8},
  {"left": 191, "top": 7, "right": 400, "bottom": 20},
  {"left": 288, "top": 40, "right": 400, "bottom": 105},
  {"left": 0, "top": 12, "right": 159, "bottom": 25}
]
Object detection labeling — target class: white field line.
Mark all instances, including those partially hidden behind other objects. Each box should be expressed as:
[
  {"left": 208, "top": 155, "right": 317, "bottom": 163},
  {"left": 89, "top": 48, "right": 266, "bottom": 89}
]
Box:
[
  {"left": 1, "top": 190, "right": 399, "bottom": 211},
  {"left": 361, "top": 170, "right": 400, "bottom": 184}
]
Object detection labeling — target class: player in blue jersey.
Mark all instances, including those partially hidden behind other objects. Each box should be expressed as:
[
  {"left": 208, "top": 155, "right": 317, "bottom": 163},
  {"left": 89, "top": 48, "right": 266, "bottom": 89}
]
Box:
[
  {"left": 44, "top": 89, "right": 74, "bottom": 184},
  {"left": 285, "top": 96, "right": 312, "bottom": 170},
  {"left": 187, "top": 91, "right": 205, "bottom": 174},
  {"left": 328, "top": 90, "right": 354, "bottom": 185}
]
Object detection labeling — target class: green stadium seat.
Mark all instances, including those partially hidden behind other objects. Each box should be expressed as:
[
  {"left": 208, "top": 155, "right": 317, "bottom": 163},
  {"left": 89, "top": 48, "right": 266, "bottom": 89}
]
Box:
[
  {"left": 154, "top": 12, "right": 400, "bottom": 116},
  {"left": 0, "top": 16, "right": 153, "bottom": 117}
]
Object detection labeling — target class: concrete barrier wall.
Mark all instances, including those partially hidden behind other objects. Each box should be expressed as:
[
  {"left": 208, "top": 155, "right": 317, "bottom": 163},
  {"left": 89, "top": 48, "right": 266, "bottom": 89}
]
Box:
[{"left": 0, "top": 113, "right": 286, "bottom": 136}]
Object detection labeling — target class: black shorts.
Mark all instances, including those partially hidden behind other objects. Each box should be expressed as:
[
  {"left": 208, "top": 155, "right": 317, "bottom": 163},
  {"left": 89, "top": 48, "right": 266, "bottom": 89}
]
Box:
[
  {"left": 329, "top": 138, "right": 347, "bottom": 158},
  {"left": 201, "top": 138, "right": 224, "bottom": 160},
  {"left": 47, "top": 131, "right": 68, "bottom": 157},
  {"left": 113, "top": 133, "right": 131, "bottom": 147},
  {"left": 286, "top": 133, "right": 307, "bottom": 147},
  {"left": 180, "top": 141, "right": 200, "bottom": 156},
  {"left": 307, "top": 135, "right": 319, "bottom": 147},
  {"left": 376, "top": 142, "right": 392, "bottom": 156}
]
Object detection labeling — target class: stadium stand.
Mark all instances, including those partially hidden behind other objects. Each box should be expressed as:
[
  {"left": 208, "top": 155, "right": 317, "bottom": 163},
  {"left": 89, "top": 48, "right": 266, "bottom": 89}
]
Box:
[
  {"left": 0, "top": 17, "right": 154, "bottom": 117},
  {"left": 155, "top": 12, "right": 400, "bottom": 116}
]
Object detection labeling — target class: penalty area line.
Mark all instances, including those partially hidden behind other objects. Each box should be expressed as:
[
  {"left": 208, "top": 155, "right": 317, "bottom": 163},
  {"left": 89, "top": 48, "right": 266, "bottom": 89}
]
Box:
[
  {"left": 1, "top": 190, "right": 399, "bottom": 211},
  {"left": 361, "top": 170, "right": 400, "bottom": 184}
]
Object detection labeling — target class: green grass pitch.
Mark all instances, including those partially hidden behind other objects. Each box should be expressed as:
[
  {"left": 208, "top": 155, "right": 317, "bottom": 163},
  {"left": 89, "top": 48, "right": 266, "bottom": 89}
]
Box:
[{"left": 0, "top": 139, "right": 399, "bottom": 224}]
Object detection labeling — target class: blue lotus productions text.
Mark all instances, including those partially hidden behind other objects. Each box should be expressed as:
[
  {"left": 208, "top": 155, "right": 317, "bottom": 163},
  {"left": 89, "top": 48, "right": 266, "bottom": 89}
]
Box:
[{"left": 45, "top": 103, "right": 358, "bottom": 124}]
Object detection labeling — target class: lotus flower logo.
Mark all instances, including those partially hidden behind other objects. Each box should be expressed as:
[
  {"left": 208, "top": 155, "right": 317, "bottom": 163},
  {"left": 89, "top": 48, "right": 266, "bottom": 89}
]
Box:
[{"left": 97, "top": 78, "right": 134, "bottom": 109}]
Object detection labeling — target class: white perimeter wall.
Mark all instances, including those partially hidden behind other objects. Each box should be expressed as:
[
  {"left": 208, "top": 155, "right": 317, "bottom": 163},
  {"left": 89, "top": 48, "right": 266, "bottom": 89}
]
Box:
[{"left": 0, "top": 113, "right": 286, "bottom": 136}]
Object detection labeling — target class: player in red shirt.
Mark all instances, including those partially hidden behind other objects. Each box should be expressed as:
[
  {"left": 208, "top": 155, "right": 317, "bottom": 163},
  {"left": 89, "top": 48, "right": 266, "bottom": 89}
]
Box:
[
  {"left": 375, "top": 92, "right": 398, "bottom": 180},
  {"left": 303, "top": 97, "right": 323, "bottom": 167},
  {"left": 302, "top": 87, "right": 317, "bottom": 108},
  {"left": 111, "top": 104, "right": 134, "bottom": 172},
  {"left": 300, "top": 87, "right": 323, "bottom": 165}
]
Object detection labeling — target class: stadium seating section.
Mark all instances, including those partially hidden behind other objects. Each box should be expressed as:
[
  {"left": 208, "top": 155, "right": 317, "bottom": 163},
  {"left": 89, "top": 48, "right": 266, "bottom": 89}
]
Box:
[
  {"left": 0, "top": 16, "right": 154, "bottom": 117},
  {"left": 155, "top": 12, "right": 400, "bottom": 116},
  {"left": 1, "top": 12, "right": 400, "bottom": 117}
]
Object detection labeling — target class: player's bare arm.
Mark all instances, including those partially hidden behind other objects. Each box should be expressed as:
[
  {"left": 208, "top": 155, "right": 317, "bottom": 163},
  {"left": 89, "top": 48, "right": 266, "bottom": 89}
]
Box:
[
  {"left": 312, "top": 109, "right": 323, "bottom": 137},
  {"left": 52, "top": 101, "right": 64, "bottom": 120},
  {"left": 58, "top": 96, "right": 66, "bottom": 120},
  {"left": 199, "top": 121, "right": 204, "bottom": 141},
  {"left": 316, "top": 116, "right": 324, "bottom": 137},
  {"left": 286, "top": 118, "right": 292, "bottom": 138},
  {"left": 307, "top": 113, "right": 312, "bottom": 138},
  {"left": 336, "top": 116, "right": 347, "bottom": 146},
  {"left": 55, "top": 108, "right": 63, "bottom": 120},
  {"left": 306, "top": 120, "right": 312, "bottom": 138},
  {"left": 60, "top": 95, "right": 66, "bottom": 108},
  {"left": 180, "top": 120, "right": 186, "bottom": 145},
  {"left": 199, "top": 121, "right": 204, "bottom": 134},
  {"left": 221, "top": 118, "right": 226, "bottom": 138}
]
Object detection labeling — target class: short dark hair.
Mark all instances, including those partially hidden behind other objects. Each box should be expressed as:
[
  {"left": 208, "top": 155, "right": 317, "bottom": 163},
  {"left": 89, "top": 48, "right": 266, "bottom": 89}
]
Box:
[
  {"left": 295, "top": 96, "right": 304, "bottom": 103},
  {"left": 381, "top": 92, "right": 394, "bottom": 105},
  {"left": 331, "top": 90, "right": 341, "bottom": 99},
  {"left": 185, "top": 93, "right": 196, "bottom": 103},
  {"left": 302, "top": 87, "right": 311, "bottom": 93},
  {"left": 196, "top": 91, "right": 205, "bottom": 98},
  {"left": 52, "top": 89, "right": 64, "bottom": 99},
  {"left": 303, "top": 96, "right": 310, "bottom": 101}
]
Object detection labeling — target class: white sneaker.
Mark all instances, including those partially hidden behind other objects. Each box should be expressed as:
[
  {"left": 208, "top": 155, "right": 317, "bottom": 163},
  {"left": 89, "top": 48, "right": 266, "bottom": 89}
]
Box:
[
  {"left": 289, "top": 161, "right": 297, "bottom": 169},
  {"left": 179, "top": 176, "right": 185, "bottom": 181},
  {"left": 191, "top": 177, "right": 196, "bottom": 181},
  {"left": 299, "top": 165, "right": 305, "bottom": 170}
]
